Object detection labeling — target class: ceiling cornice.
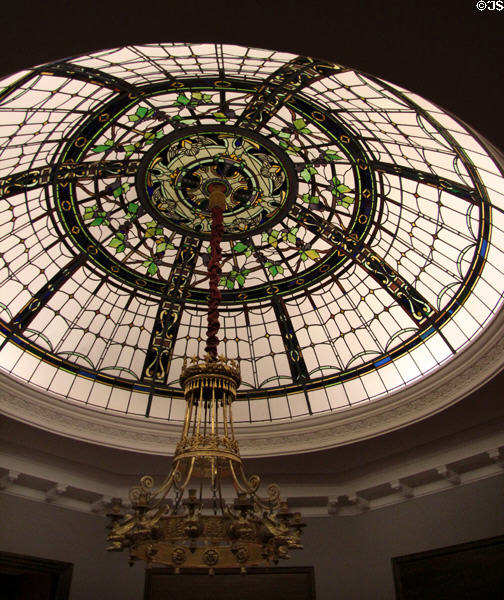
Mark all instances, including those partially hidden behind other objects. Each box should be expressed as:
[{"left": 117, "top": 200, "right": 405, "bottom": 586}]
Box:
[{"left": 1, "top": 300, "right": 503, "bottom": 457}]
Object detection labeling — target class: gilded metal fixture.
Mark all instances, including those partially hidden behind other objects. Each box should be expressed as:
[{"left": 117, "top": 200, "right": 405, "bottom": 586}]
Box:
[{"left": 107, "top": 187, "right": 305, "bottom": 573}]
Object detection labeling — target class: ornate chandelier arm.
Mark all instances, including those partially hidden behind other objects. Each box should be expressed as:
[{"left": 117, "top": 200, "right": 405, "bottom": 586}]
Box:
[
  {"left": 172, "top": 456, "right": 196, "bottom": 493},
  {"left": 228, "top": 459, "right": 261, "bottom": 498}
]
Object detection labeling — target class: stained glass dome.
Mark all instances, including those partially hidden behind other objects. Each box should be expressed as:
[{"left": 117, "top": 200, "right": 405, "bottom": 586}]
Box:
[{"left": 1, "top": 43, "right": 503, "bottom": 454}]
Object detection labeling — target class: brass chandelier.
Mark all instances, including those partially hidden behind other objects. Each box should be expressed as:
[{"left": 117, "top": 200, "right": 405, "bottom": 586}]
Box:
[{"left": 106, "top": 184, "right": 305, "bottom": 573}]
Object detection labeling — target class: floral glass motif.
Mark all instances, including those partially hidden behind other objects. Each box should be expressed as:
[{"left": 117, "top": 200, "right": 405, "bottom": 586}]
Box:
[{"left": 0, "top": 43, "right": 503, "bottom": 423}]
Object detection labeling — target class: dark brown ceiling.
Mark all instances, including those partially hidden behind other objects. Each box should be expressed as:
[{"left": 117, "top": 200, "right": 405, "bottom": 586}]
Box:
[{"left": 1, "top": 0, "right": 503, "bottom": 150}]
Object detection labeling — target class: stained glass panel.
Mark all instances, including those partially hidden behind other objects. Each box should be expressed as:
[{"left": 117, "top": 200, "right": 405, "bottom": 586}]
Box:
[{"left": 0, "top": 43, "right": 503, "bottom": 424}]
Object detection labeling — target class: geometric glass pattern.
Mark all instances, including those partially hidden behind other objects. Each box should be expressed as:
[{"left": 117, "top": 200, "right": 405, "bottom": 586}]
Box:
[{"left": 0, "top": 43, "right": 503, "bottom": 424}]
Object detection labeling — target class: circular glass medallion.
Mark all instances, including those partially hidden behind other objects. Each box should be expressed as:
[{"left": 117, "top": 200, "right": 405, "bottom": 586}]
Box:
[{"left": 136, "top": 125, "right": 297, "bottom": 239}]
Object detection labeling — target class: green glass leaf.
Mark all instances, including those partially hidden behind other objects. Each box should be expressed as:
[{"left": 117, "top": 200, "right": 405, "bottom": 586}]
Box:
[
  {"left": 114, "top": 244, "right": 125, "bottom": 253},
  {"left": 236, "top": 274, "right": 245, "bottom": 286},
  {"left": 337, "top": 184, "right": 351, "bottom": 193},
  {"left": 339, "top": 196, "right": 354, "bottom": 207},
  {"left": 300, "top": 167, "right": 316, "bottom": 182},
  {"left": 142, "top": 130, "right": 163, "bottom": 144},
  {"left": 226, "top": 280, "right": 235, "bottom": 289},
  {"left": 286, "top": 226, "right": 299, "bottom": 244},
  {"left": 113, "top": 183, "right": 130, "bottom": 198},
  {"left": 176, "top": 93, "right": 190, "bottom": 105},
  {"left": 143, "top": 259, "right": 158, "bottom": 275},
  {"left": 90, "top": 217, "right": 105, "bottom": 226},
  {"left": 305, "top": 249, "right": 320, "bottom": 260},
  {"left": 324, "top": 150, "right": 343, "bottom": 161},
  {"left": 171, "top": 115, "right": 197, "bottom": 126},
  {"left": 213, "top": 112, "right": 228, "bottom": 123},
  {"left": 136, "top": 106, "right": 149, "bottom": 118},
  {"left": 293, "top": 118, "right": 307, "bottom": 130},
  {"left": 157, "top": 242, "right": 167, "bottom": 253},
  {"left": 127, "top": 202, "right": 139, "bottom": 215},
  {"left": 91, "top": 143, "right": 113, "bottom": 153},
  {"left": 109, "top": 238, "right": 123, "bottom": 248},
  {"left": 302, "top": 193, "right": 319, "bottom": 204},
  {"left": 268, "top": 264, "right": 284, "bottom": 277},
  {"left": 232, "top": 242, "right": 249, "bottom": 253}
]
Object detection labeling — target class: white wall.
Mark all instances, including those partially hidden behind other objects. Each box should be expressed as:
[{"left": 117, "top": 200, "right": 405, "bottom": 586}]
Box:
[
  {"left": 290, "top": 475, "right": 504, "bottom": 599},
  {"left": 1, "top": 474, "right": 503, "bottom": 600}
]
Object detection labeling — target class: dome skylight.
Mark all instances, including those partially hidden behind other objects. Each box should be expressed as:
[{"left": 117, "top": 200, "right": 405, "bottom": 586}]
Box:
[{"left": 0, "top": 43, "right": 503, "bottom": 448}]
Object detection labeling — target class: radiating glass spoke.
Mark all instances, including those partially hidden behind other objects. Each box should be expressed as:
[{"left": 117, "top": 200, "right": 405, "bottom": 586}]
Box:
[
  {"left": 290, "top": 204, "right": 437, "bottom": 325},
  {"left": 271, "top": 297, "right": 310, "bottom": 385},
  {"left": 0, "top": 160, "right": 141, "bottom": 199},
  {"left": 142, "top": 237, "right": 201, "bottom": 389},
  {"left": 235, "top": 56, "right": 342, "bottom": 131},
  {"left": 41, "top": 61, "right": 158, "bottom": 95},
  {"left": 1, "top": 254, "right": 87, "bottom": 351},
  {"left": 373, "top": 161, "right": 476, "bottom": 201}
]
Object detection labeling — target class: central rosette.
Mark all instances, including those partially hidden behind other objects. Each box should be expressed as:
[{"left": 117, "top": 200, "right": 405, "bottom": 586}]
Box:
[{"left": 136, "top": 125, "right": 296, "bottom": 239}]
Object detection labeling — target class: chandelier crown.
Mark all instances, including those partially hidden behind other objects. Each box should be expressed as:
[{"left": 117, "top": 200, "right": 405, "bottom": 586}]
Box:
[{"left": 180, "top": 353, "right": 241, "bottom": 389}]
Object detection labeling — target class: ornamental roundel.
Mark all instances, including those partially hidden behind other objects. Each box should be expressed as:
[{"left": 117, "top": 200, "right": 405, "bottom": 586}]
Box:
[
  {"left": 137, "top": 125, "right": 297, "bottom": 240},
  {"left": 0, "top": 43, "right": 503, "bottom": 440}
]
